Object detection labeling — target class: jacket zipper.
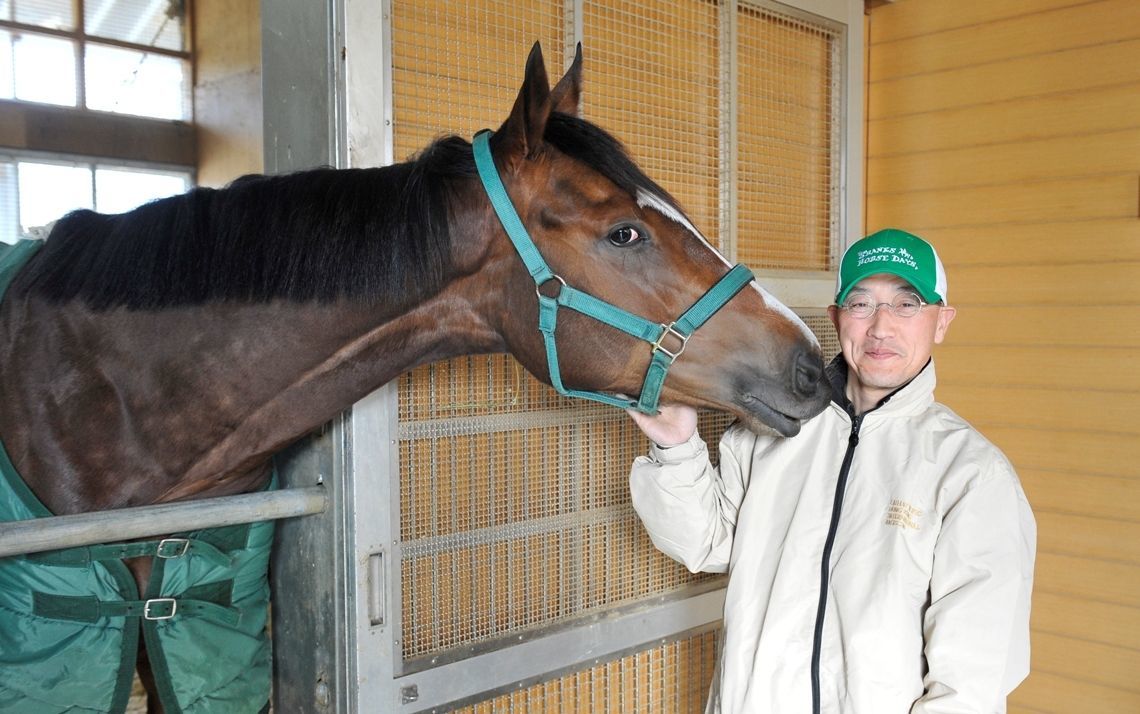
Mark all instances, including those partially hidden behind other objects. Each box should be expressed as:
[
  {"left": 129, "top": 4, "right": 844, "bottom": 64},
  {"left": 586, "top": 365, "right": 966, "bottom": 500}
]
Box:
[{"left": 810, "top": 413, "right": 863, "bottom": 714}]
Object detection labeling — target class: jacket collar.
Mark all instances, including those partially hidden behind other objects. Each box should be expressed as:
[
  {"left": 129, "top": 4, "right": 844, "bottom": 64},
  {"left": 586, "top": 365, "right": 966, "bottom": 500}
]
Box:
[{"left": 825, "top": 354, "right": 937, "bottom": 421}]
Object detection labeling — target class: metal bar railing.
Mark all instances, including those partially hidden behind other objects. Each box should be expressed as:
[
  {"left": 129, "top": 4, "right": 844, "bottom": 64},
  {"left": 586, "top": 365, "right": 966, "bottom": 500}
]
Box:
[{"left": 0, "top": 486, "right": 328, "bottom": 559}]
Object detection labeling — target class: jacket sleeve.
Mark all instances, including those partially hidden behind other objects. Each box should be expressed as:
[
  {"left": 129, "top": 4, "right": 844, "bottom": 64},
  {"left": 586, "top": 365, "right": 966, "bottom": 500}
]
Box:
[
  {"left": 628, "top": 427, "right": 755, "bottom": 574},
  {"left": 911, "top": 458, "right": 1037, "bottom": 713}
]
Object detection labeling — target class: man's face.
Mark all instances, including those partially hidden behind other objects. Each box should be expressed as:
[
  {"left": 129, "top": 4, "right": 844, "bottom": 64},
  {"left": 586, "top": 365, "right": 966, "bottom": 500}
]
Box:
[{"left": 827, "top": 273, "right": 956, "bottom": 412}]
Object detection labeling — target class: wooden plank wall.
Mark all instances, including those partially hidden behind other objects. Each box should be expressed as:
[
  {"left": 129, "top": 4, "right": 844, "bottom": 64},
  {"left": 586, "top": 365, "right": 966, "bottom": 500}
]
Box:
[{"left": 864, "top": 1, "right": 1140, "bottom": 711}]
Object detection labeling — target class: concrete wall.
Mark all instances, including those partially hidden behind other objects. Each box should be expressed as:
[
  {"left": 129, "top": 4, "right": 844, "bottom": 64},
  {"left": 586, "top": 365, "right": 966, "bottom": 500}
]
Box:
[{"left": 193, "top": 0, "right": 263, "bottom": 186}]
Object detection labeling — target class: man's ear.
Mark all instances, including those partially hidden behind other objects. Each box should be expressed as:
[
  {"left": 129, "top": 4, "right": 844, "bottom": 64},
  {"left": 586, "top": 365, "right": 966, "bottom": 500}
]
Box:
[
  {"left": 933, "top": 305, "right": 957, "bottom": 344},
  {"left": 827, "top": 304, "right": 840, "bottom": 332}
]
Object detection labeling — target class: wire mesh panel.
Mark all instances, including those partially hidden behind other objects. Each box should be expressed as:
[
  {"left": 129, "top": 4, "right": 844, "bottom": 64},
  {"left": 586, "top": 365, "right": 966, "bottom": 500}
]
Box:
[
  {"left": 390, "top": 0, "right": 565, "bottom": 158},
  {"left": 385, "top": 0, "right": 847, "bottom": 709},
  {"left": 735, "top": 2, "right": 843, "bottom": 271},
  {"left": 397, "top": 359, "right": 729, "bottom": 662},
  {"left": 582, "top": 0, "right": 722, "bottom": 247},
  {"left": 453, "top": 628, "right": 721, "bottom": 714},
  {"left": 390, "top": 1, "right": 726, "bottom": 670}
]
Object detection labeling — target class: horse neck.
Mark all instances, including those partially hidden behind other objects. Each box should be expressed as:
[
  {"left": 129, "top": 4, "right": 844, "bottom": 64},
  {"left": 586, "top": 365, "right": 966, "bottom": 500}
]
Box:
[{"left": 0, "top": 282, "right": 504, "bottom": 514}]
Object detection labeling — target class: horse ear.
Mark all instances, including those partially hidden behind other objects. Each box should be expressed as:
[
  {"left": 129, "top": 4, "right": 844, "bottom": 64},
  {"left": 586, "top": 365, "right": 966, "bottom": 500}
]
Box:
[
  {"left": 498, "top": 42, "right": 553, "bottom": 161},
  {"left": 549, "top": 43, "right": 583, "bottom": 117}
]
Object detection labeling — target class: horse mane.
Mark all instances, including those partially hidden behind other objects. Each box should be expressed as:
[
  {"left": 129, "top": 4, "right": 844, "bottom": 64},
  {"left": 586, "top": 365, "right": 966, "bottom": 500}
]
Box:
[{"left": 17, "top": 114, "right": 679, "bottom": 310}]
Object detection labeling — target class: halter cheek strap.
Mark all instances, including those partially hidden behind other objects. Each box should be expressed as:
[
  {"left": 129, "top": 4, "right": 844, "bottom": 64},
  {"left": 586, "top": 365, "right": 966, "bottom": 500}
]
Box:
[{"left": 472, "top": 129, "right": 754, "bottom": 414}]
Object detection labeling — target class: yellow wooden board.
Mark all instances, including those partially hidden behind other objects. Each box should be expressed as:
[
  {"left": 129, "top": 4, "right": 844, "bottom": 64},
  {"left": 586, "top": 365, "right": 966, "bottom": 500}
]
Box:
[
  {"left": 867, "top": 174, "right": 1138, "bottom": 228},
  {"left": 1029, "top": 631, "right": 1140, "bottom": 694},
  {"left": 869, "top": 0, "right": 1140, "bottom": 81},
  {"left": 1031, "top": 590, "right": 1140, "bottom": 652},
  {"left": 865, "top": 2, "right": 1140, "bottom": 710},
  {"left": 945, "top": 261, "right": 1140, "bottom": 307},
  {"left": 943, "top": 306, "right": 1140, "bottom": 348},
  {"left": 867, "top": 128, "right": 1140, "bottom": 194},
  {"left": 912, "top": 219, "right": 1140, "bottom": 267},
  {"left": 1010, "top": 670, "right": 1140, "bottom": 713},
  {"left": 936, "top": 345, "right": 1139, "bottom": 392},
  {"left": 982, "top": 429, "right": 1140, "bottom": 479},
  {"left": 868, "top": 39, "right": 1140, "bottom": 120},
  {"left": 1020, "top": 470, "right": 1140, "bottom": 522},
  {"left": 868, "top": 0, "right": 1079, "bottom": 44},
  {"left": 936, "top": 384, "right": 1139, "bottom": 434},
  {"left": 1035, "top": 511, "right": 1140, "bottom": 565},
  {"left": 1032, "top": 553, "right": 1140, "bottom": 608},
  {"left": 867, "top": 82, "right": 1140, "bottom": 156}
]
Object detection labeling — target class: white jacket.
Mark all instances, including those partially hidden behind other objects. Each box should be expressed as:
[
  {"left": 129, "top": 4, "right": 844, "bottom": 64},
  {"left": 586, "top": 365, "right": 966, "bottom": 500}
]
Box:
[{"left": 629, "top": 360, "right": 1035, "bottom": 714}]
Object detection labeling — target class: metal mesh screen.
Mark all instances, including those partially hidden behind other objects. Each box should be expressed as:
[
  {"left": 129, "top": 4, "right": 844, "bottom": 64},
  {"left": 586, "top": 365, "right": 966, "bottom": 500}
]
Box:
[
  {"left": 735, "top": 2, "right": 841, "bottom": 271},
  {"left": 397, "top": 360, "right": 729, "bottom": 659},
  {"left": 389, "top": 0, "right": 842, "bottom": 678},
  {"left": 452, "top": 629, "right": 721, "bottom": 714},
  {"left": 391, "top": 1, "right": 727, "bottom": 665},
  {"left": 582, "top": 0, "right": 721, "bottom": 247},
  {"left": 390, "top": 0, "right": 565, "bottom": 157}
]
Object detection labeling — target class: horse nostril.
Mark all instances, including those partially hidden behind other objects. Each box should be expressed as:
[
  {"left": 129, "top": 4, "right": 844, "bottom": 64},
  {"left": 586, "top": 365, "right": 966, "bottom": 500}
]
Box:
[{"left": 794, "top": 350, "right": 824, "bottom": 396}]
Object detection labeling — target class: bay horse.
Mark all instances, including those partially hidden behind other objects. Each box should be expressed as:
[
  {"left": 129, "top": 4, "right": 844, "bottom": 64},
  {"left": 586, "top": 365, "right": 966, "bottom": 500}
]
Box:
[{"left": 0, "top": 44, "right": 829, "bottom": 712}]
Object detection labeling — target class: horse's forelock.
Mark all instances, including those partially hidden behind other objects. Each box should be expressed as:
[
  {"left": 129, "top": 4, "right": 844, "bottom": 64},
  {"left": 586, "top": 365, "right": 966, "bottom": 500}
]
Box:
[{"left": 542, "top": 113, "right": 683, "bottom": 217}]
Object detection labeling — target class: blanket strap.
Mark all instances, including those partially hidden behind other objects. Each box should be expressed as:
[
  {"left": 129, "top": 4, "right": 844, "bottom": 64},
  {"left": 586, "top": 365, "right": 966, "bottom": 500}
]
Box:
[
  {"left": 32, "top": 579, "right": 241, "bottom": 627},
  {"left": 26, "top": 536, "right": 234, "bottom": 568}
]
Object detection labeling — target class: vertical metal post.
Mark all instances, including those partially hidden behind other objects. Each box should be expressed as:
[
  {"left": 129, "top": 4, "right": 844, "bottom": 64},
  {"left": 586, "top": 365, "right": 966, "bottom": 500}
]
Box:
[
  {"left": 719, "top": 0, "right": 739, "bottom": 262},
  {"left": 564, "top": 0, "right": 584, "bottom": 71},
  {"left": 262, "top": 1, "right": 396, "bottom": 711},
  {"left": 261, "top": 1, "right": 354, "bottom": 712},
  {"left": 261, "top": 0, "right": 340, "bottom": 174},
  {"left": 840, "top": 0, "right": 865, "bottom": 250}
]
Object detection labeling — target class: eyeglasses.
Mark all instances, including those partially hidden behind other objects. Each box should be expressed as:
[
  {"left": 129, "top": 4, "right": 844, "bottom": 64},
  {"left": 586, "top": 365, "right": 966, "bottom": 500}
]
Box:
[{"left": 839, "top": 292, "right": 930, "bottom": 319}]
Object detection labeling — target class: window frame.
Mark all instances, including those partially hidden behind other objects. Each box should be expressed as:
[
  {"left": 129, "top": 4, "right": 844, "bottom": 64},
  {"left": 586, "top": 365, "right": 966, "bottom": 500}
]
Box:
[
  {"left": 0, "top": 147, "right": 195, "bottom": 243},
  {"left": 0, "top": 0, "right": 192, "bottom": 115},
  {"left": 0, "top": 1, "right": 197, "bottom": 208}
]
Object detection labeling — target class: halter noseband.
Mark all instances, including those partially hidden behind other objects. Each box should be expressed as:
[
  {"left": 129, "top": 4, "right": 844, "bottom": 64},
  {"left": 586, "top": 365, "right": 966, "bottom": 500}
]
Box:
[{"left": 472, "top": 129, "right": 754, "bottom": 415}]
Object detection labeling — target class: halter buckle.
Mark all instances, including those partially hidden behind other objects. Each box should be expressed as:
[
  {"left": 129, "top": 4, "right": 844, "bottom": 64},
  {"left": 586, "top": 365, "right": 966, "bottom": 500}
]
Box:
[{"left": 652, "top": 322, "right": 689, "bottom": 363}]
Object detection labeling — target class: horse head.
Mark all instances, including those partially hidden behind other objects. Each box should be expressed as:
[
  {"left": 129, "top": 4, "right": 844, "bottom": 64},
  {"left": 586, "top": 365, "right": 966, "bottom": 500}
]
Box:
[{"left": 468, "top": 43, "right": 830, "bottom": 436}]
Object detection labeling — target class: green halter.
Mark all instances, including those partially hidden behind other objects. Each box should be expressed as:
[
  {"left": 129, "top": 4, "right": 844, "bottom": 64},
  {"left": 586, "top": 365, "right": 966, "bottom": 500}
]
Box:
[{"left": 472, "top": 129, "right": 755, "bottom": 414}]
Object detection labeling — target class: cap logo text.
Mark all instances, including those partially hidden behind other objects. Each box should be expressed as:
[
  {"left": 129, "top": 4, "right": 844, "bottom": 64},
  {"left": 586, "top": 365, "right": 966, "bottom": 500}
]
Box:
[{"left": 856, "top": 246, "right": 918, "bottom": 271}]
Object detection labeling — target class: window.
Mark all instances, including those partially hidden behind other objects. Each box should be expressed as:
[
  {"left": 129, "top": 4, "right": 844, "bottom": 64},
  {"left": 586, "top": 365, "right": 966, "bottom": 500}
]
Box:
[
  {"left": 0, "top": 0, "right": 195, "bottom": 243},
  {"left": 0, "top": 0, "right": 190, "bottom": 120},
  {"left": 0, "top": 153, "right": 191, "bottom": 244}
]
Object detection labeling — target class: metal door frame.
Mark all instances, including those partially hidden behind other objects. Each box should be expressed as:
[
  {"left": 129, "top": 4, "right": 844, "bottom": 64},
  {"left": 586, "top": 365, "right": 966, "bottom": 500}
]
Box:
[{"left": 263, "top": 1, "right": 863, "bottom": 711}]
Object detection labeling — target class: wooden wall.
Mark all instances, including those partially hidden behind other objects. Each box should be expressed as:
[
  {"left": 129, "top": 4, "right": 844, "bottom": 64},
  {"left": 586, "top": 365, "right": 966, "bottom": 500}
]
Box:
[{"left": 864, "top": 1, "right": 1140, "bottom": 711}]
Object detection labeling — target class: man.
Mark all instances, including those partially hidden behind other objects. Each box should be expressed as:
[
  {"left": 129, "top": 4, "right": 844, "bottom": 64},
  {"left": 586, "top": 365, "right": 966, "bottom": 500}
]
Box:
[{"left": 627, "top": 228, "right": 1036, "bottom": 713}]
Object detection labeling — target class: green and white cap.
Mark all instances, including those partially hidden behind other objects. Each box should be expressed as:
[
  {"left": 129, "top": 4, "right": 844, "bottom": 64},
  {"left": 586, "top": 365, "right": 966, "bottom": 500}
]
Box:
[{"left": 835, "top": 228, "right": 947, "bottom": 305}]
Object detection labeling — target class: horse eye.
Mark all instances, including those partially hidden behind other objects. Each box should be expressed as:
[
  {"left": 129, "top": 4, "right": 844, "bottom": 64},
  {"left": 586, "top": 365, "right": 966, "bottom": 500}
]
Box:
[{"left": 608, "top": 225, "right": 642, "bottom": 247}]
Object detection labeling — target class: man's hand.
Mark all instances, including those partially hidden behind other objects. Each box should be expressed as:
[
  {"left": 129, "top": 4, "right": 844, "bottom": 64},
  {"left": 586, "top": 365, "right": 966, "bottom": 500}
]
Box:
[{"left": 626, "top": 403, "right": 698, "bottom": 448}]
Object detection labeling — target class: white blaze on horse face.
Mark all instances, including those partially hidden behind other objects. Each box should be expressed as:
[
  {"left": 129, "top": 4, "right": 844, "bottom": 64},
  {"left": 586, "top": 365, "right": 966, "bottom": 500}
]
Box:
[
  {"left": 636, "top": 189, "right": 731, "bottom": 269},
  {"left": 635, "top": 189, "right": 819, "bottom": 348},
  {"left": 756, "top": 284, "right": 819, "bottom": 347}
]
